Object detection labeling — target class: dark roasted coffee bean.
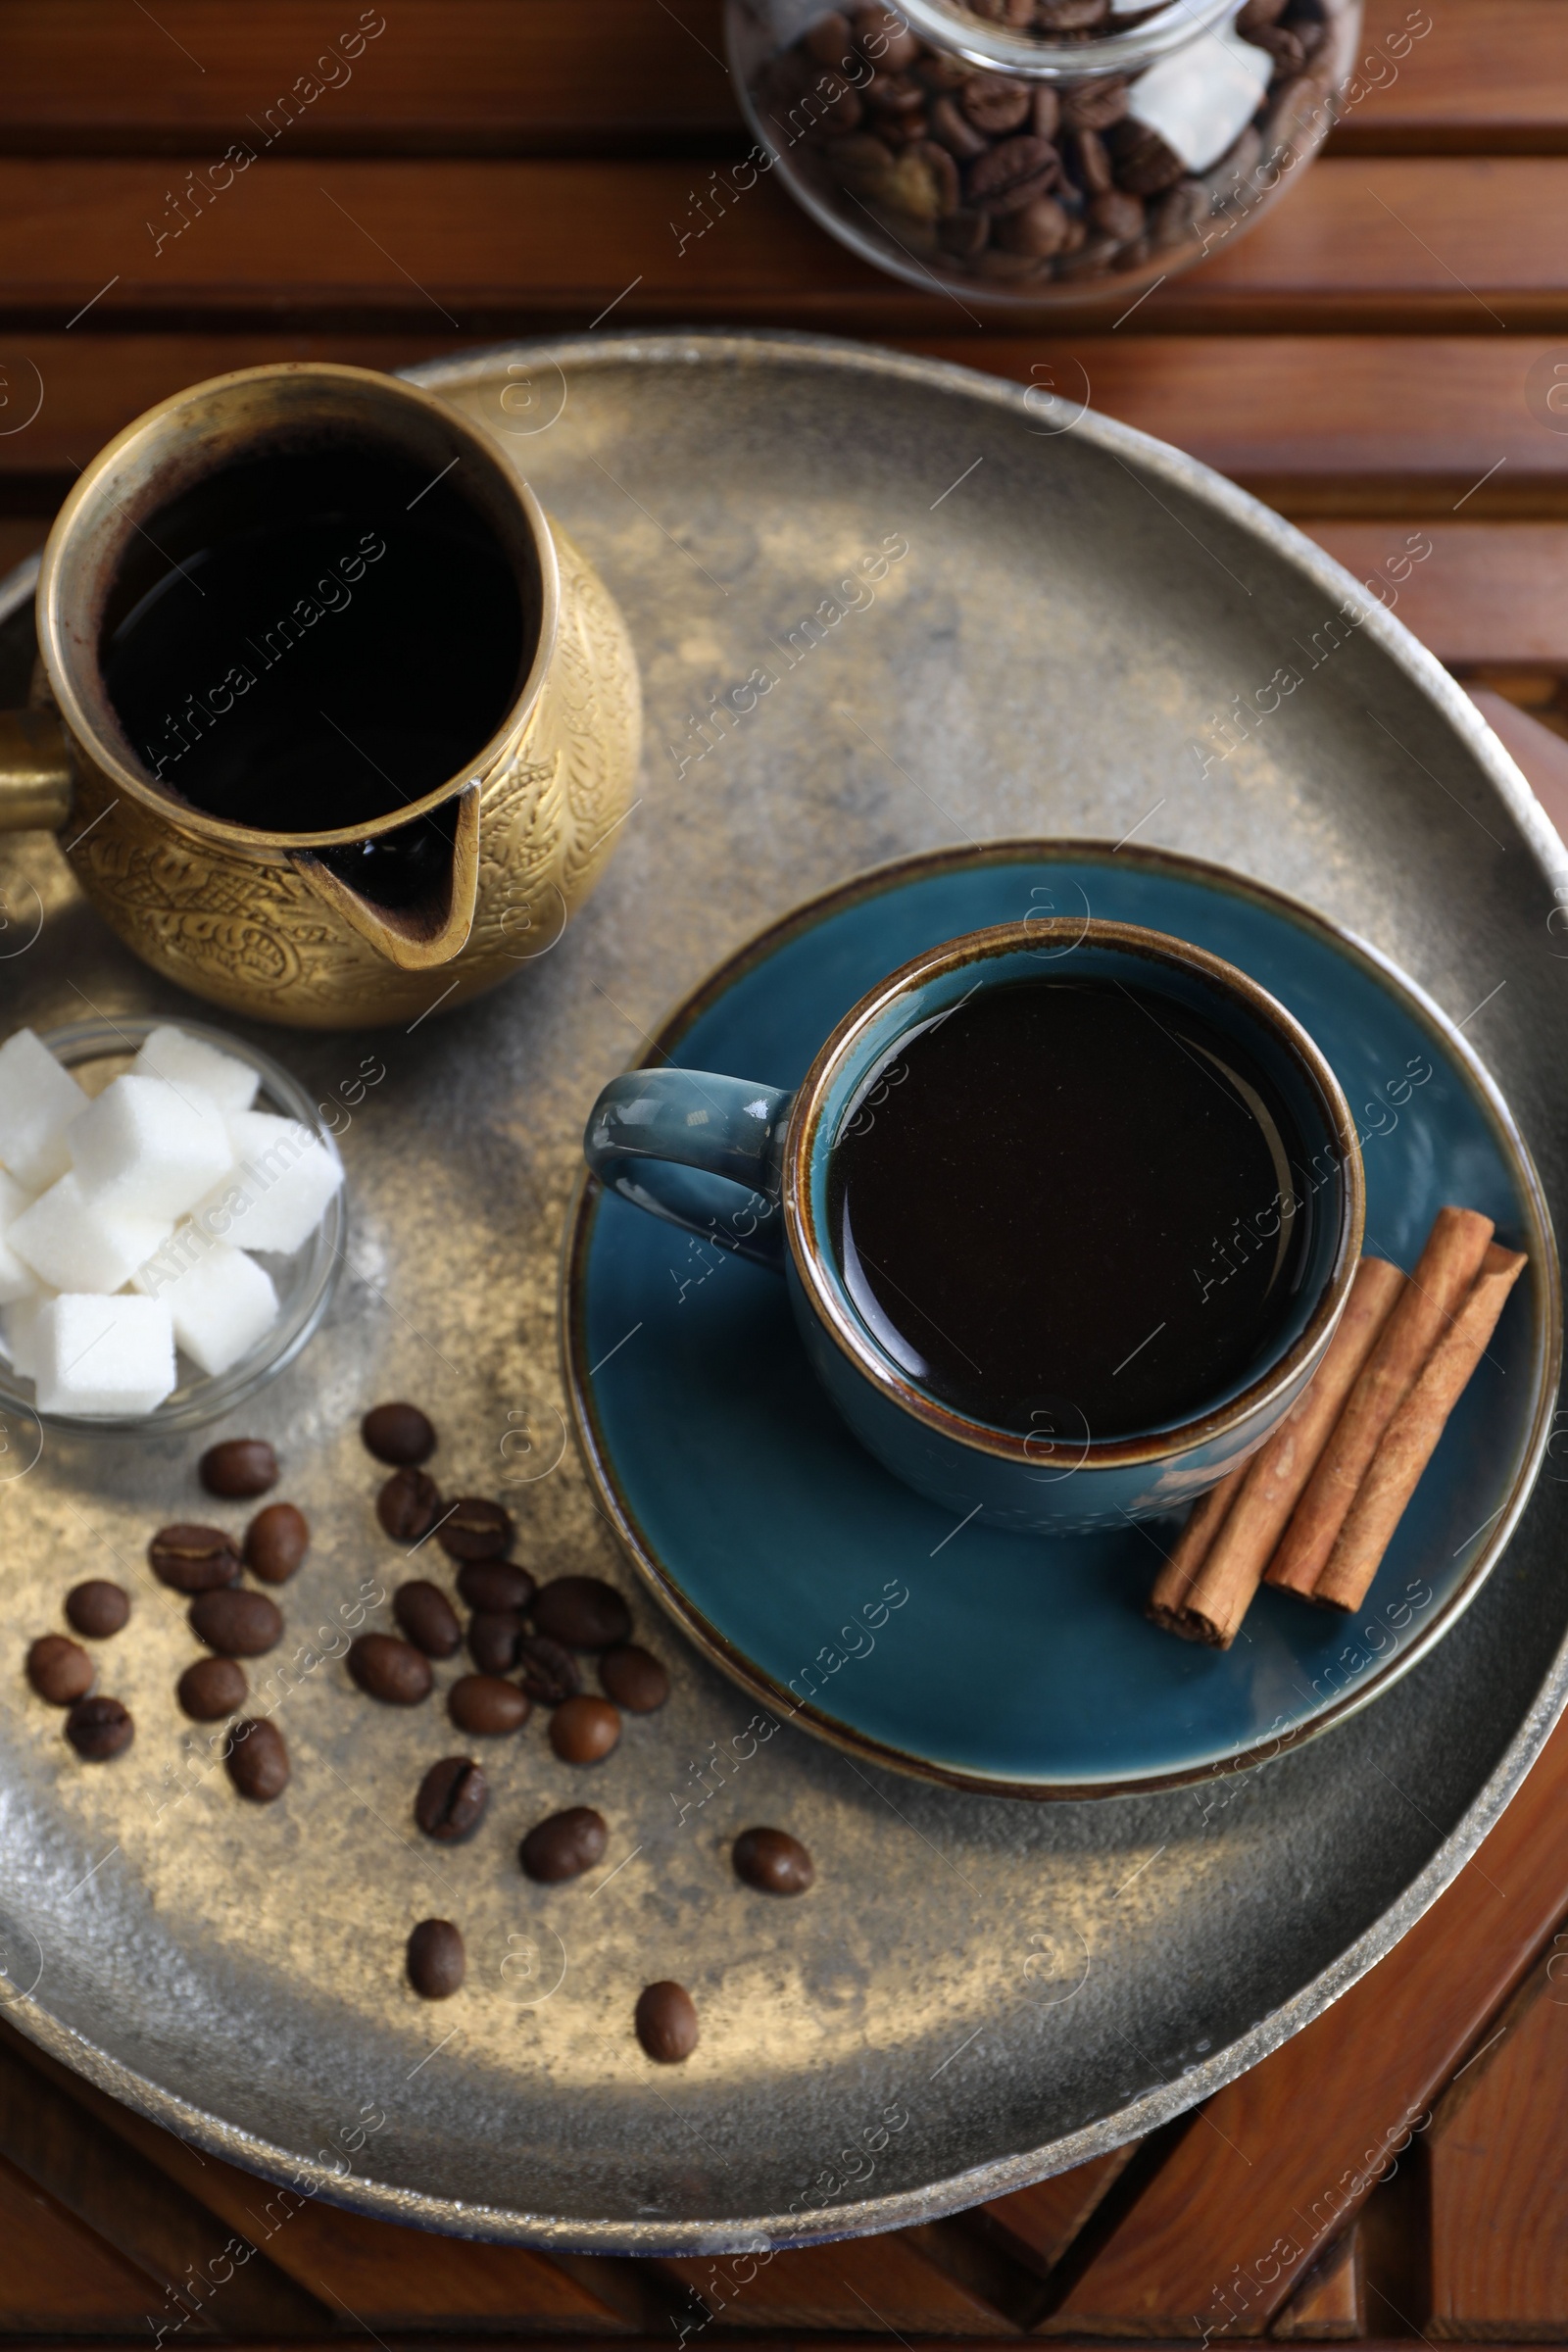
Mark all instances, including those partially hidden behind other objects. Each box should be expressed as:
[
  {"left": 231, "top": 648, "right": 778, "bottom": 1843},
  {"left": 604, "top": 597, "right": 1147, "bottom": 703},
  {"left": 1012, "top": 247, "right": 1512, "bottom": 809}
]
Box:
[
  {"left": 448, "top": 1674, "right": 529, "bottom": 1736},
  {"left": 376, "top": 1467, "right": 442, "bottom": 1543},
  {"left": 348, "top": 1633, "right": 432, "bottom": 1704},
  {"left": 149, "top": 1524, "right": 241, "bottom": 1592},
  {"left": 225, "top": 1716, "right": 289, "bottom": 1801},
  {"left": 466, "top": 1610, "right": 524, "bottom": 1674},
  {"left": 1090, "top": 186, "right": 1145, "bottom": 239},
  {"left": 635, "top": 1981, "right": 699, "bottom": 2064},
  {"left": 850, "top": 4, "right": 919, "bottom": 70},
  {"left": 519, "top": 1805, "right": 608, "bottom": 1883},
  {"left": 863, "top": 67, "right": 927, "bottom": 118},
  {"left": 415, "top": 1755, "right": 489, "bottom": 1842},
  {"left": 436, "top": 1496, "right": 514, "bottom": 1562},
  {"left": 66, "top": 1693, "right": 133, "bottom": 1759},
  {"left": 1151, "top": 179, "right": 1207, "bottom": 248},
  {"left": 200, "top": 1439, "right": 277, "bottom": 1498},
  {"left": 967, "top": 133, "right": 1060, "bottom": 214},
  {"left": 1036, "top": 0, "right": 1110, "bottom": 25},
  {"left": 998, "top": 193, "right": 1072, "bottom": 254},
  {"left": 803, "top": 10, "right": 853, "bottom": 66},
  {"left": 531, "top": 1576, "right": 632, "bottom": 1651},
  {"left": 928, "top": 93, "right": 988, "bottom": 160},
  {"left": 1236, "top": 0, "right": 1288, "bottom": 24},
  {"left": 1061, "top": 74, "right": 1129, "bottom": 131},
  {"left": 733, "top": 1826, "right": 816, "bottom": 1896},
  {"left": 515, "top": 1635, "right": 579, "bottom": 1705},
  {"left": 958, "top": 73, "right": 1031, "bottom": 134},
  {"left": 189, "top": 1588, "right": 283, "bottom": 1657},
  {"left": 244, "top": 1501, "right": 310, "bottom": 1584},
  {"left": 65, "top": 1580, "right": 129, "bottom": 1639},
  {"left": 1065, "top": 123, "right": 1113, "bottom": 194},
  {"left": 363, "top": 1401, "right": 437, "bottom": 1466},
  {"left": 550, "top": 1693, "right": 621, "bottom": 1765},
  {"left": 1106, "top": 118, "right": 1185, "bottom": 195},
  {"left": 27, "top": 1633, "right": 93, "bottom": 1704},
  {"left": 178, "top": 1655, "right": 248, "bottom": 1720},
  {"left": 393, "top": 1580, "right": 463, "bottom": 1658},
  {"left": 456, "top": 1557, "right": 536, "bottom": 1614},
  {"left": 407, "top": 1917, "right": 465, "bottom": 1998},
  {"left": 599, "top": 1644, "right": 668, "bottom": 1713},
  {"left": 938, "top": 207, "right": 991, "bottom": 257},
  {"left": 1253, "top": 22, "right": 1306, "bottom": 71}
]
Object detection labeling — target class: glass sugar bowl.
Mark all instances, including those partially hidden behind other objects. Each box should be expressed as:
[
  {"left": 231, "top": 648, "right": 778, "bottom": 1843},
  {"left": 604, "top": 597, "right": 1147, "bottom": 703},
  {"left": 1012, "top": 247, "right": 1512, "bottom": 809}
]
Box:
[{"left": 728, "top": 0, "right": 1361, "bottom": 306}]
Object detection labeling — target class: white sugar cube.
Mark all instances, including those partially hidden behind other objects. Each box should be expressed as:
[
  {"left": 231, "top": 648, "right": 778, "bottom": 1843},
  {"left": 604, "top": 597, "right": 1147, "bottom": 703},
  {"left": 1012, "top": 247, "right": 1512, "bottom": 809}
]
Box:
[
  {"left": 0, "top": 1168, "right": 39, "bottom": 1305},
  {"left": 134, "top": 1232, "right": 278, "bottom": 1376},
  {"left": 34, "top": 1293, "right": 176, "bottom": 1417},
  {"left": 132, "top": 1025, "right": 260, "bottom": 1118},
  {"left": 69, "top": 1072, "right": 232, "bottom": 1221},
  {"left": 195, "top": 1110, "right": 343, "bottom": 1255},
  {"left": 0, "top": 1291, "right": 53, "bottom": 1378},
  {"left": 0, "top": 1027, "right": 89, "bottom": 1191},
  {"left": 10, "top": 1171, "right": 171, "bottom": 1297}
]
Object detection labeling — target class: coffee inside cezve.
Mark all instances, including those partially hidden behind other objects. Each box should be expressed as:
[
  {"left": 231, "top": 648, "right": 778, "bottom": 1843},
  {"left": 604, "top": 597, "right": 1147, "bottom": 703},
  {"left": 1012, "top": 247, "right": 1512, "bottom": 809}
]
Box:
[
  {"left": 827, "top": 975, "right": 1314, "bottom": 1443},
  {"left": 100, "top": 444, "right": 528, "bottom": 909}
]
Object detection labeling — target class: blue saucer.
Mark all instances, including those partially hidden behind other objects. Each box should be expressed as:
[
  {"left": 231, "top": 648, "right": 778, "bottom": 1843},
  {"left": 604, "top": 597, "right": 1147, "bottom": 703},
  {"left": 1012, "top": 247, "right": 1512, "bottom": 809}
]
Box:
[{"left": 564, "top": 845, "right": 1558, "bottom": 1795}]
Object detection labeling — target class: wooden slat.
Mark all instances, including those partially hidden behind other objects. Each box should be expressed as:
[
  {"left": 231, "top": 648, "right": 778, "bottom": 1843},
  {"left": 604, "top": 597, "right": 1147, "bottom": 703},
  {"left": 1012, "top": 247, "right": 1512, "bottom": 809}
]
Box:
[
  {"left": 0, "top": 2148, "right": 172, "bottom": 2330},
  {"left": 1334, "top": 0, "right": 1568, "bottom": 155},
  {"left": 657, "top": 2237, "right": 1020, "bottom": 2334},
  {"left": 1301, "top": 523, "right": 1568, "bottom": 665},
  {"left": 1467, "top": 689, "right": 1568, "bottom": 844},
  {"left": 1271, "top": 2227, "right": 1367, "bottom": 2338},
  {"left": 979, "top": 2151, "right": 1140, "bottom": 2279}
]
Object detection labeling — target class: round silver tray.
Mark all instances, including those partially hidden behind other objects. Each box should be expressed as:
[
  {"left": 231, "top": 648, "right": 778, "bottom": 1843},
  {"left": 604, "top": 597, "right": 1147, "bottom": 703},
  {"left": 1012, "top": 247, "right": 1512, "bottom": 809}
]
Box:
[{"left": 0, "top": 332, "right": 1565, "bottom": 2254}]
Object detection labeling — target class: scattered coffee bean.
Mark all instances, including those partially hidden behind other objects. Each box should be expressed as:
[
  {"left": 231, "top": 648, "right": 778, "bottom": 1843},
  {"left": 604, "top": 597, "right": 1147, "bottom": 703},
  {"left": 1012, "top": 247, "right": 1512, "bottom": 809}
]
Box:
[
  {"left": 393, "top": 1579, "right": 463, "bottom": 1659},
  {"left": 189, "top": 1588, "right": 283, "bottom": 1657},
  {"left": 733, "top": 1826, "right": 816, "bottom": 1896},
  {"left": 200, "top": 1438, "right": 278, "bottom": 1498},
  {"left": 376, "top": 1467, "right": 442, "bottom": 1543},
  {"left": 407, "top": 1917, "right": 465, "bottom": 1998},
  {"left": 363, "top": 1401, "right": 437, "bottom": 1467},
  {"left": 531, "top": 1576, "right": 632, "bottom": 1651},
  {"left": 225, "top": 1716, "right": 289, "bottom": 1801},
  {"left": 65, "top": 1580, "right": 129, "bottom": 1639},
  {"left": 27, "top": 1634, "right": 93, "bottom": 1705},
  {"left": 519, "top": 1806, "right": 608, "bottom": 1883},
  {"left": 515, "top": 1636, "right": 578, "bottom": 1705},
  {"left": 436, "top": 1496, "right": 514, "bottom": 1562},
  {"left": 66, "top": 1693, "right": 133, "bottom": 1760},
  {"left": 415, "top": 1755, "right": 489, "bottom": 1842},
  {"left": 635, "top": 1981, "right": 699, "bottom": 2064},
  {"left": 448, "top": 1673, "right": 529, "bottom": 1736},
  {"left": 550, "top": 1693, "right": 621, "bottom": 1765},
  {"left": 178, "top": 1655, "right": 248, "bottom": 1720},
  {"left": 466, "top": 1610, "right": 524, "bottom": 1675},
  {"left": 149, "top": 1524, "right": 241, "bottom": 1593},
  {"left": 598, "top": 1644, "right": 668, "bottom": 1714},
  {"left": 244, "top": 1502, "right": 310, "bottom": 1584},
  {"left": 455, "top": 1558, "right": 535, "bottom": 1614},
  {"left": 347, "top": 1633, "right": 433, "bottom": 1704}
]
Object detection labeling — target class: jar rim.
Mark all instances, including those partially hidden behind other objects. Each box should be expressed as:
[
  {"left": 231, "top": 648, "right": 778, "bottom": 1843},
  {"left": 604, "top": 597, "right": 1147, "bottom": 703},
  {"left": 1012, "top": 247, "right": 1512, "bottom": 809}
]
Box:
[{"left": 889, "top": 0, "right": 1240, "bottom": 78}]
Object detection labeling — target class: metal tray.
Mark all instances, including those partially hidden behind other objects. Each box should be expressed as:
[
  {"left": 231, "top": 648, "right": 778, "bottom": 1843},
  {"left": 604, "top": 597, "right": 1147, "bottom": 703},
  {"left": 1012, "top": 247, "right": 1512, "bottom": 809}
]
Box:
[{"left": 1, "top": 331, "right": 1566, "bottom": 2255}]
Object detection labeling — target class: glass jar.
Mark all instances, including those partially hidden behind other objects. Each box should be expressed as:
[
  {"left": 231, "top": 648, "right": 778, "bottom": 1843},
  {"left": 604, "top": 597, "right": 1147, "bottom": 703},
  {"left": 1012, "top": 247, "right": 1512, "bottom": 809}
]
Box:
[{"left": 726, "top": 0, "right": 1361, "bottom": 306}]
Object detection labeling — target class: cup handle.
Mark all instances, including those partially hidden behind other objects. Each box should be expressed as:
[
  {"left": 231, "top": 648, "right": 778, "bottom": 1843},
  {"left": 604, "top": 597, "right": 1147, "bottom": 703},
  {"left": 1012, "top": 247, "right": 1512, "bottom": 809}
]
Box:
[
  {"left": 583, "top": 1069, "right": 793, "bottom": 1267},
  {"left": 0, "top": 712, "right": 74, "bottom": 833}
]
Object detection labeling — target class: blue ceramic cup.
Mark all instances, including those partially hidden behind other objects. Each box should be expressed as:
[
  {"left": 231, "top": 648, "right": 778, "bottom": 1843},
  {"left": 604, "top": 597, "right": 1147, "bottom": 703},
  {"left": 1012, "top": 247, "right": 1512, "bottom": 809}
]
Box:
[{"left": 583, "top": 918, "right": 1364, "bottom": 1533}]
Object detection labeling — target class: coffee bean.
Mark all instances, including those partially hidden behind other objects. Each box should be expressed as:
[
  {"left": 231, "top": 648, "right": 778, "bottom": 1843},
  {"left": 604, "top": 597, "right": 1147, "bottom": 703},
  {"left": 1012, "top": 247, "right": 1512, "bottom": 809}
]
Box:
[
  {"left": 550, "top": 1693, "right": 621, "bottom": 1765},
  {"left": 200, "top": 1439, "right": 277, "bottom": 1498},
  {"left": 803, "top": 10, "right": 852, "bottom": 67},
  {"left": 958, "top": 74, "right": 1030, "bottom": 134},
  {"left": 519, "top": 1806, "right": 608, "bottom": 1884},
  {"left": 1089, "top": 187, "right": 1144, "bottom": 240},
  {"left": 851, "top": 4, "right": 919, "bottom": 71},
  {"left": 938, "top": 207, "right": 990, "bottom": 257},
  {"left": 466, "top": 1610, "right": 524, "bottom": 1675},
  {"left": 531, "top": 1576, "right": 632, "bottom": 1651},
  {"left": 998, "top": 194, "right": 1071, "bottom": 256},
  {"left": 244, "top": 1502, "right": 309, "bottom": 1585},
  {"left": 27, "top": 1634, "right": 93, "bottom": 1704},
  {"left": 225, "top": 1717, "right": 289, "bottom": 1802},
  {"left": 733, "top": 1826, "right": 816, "bottom": 1896},
  {"left": 415, "top": 1756, "right": 489, "bottom": 1843},
  {"left": 393, "top": 1580, "right": 463, "bottom": 1659},
  {"left": 456, "top": 1558, "right": 535, "bottom": 1614},
  {"left": 598, "top": 1644, "right": 668, "bottom": 1714},
  {"left": 407, "top": 1917, "right": 465, "bottom": 1998},
  {"left": 1065, "top": 123, "right": 1112, "bottom": 195},
  {"left": 928, "top": 93, "right": 988, "bottom": 161},
  {"left": 376, "top": 1467, "right": 442, "bottom": 1543},
  {"left": 1061, "top": 74, "right": 1129, "bottom": 132},
  {"left": 515, "top": 1636, "right": 579, "bottom": 1705},
  {"left": 348, "top": 1633, "right": 432, "bottom": 1705},
  {"left": 448, "top": 1674, "right": 529, "bottom": 1736},
  {"left": 967, "top": 133, "right": 1060, "bottom": 214},
  {"left": 1036, "top": 0, "right": 1109, "bottom": 24},
  {"left": 436, "top": 1496, "right": 513, "bottom": 1562},
  {"left": 864, "top": 68, "right": 927, "bottom": 119},
  {"left": 189, "top": 1588, "right": 283, "bottom": 1657},
  {"left": 178, "top": 1655, "right": 248, "bottom": 1720},
  {"left": 1236, "top": 0, "right": 1288, "bottom": 26},
  {"left": 363, "top": 1401, "right": 437, "bottom": 1466},
  {"left": 1105, "top": 118, "right": 1185, "bottom": 196},
  {"left": 149, "top": 1524, "right": 241, "bottom": 1593},
  {"left": 66, "top": 1693, "right": 133, "bottom": 1759},
  {"left": 1031, "top": 85, "right": 1061, "bottom": 141},
  {"left": 635, "top": 1981, "right": 699, "bottom": 2064},
  {"left": 65, "top": 1580, "right": 129, "bottom": 1639}
]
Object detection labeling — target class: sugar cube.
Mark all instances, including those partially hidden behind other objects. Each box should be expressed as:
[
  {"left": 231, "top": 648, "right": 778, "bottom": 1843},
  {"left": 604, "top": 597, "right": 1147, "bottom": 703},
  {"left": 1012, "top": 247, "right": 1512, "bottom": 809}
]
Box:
[
  {"left": 132, "top": 1024, "right": 260, "bottom": 1118},
  {"left": 0, "top": 1027, "right": 88, "bottom": 1191},
  {"left": 134, "top": 1230, "right": 278, "bottom": 1376},
  {"left": 10, "top": 1171, "right": 171, "bottom": 1297},
  {"left": 33, "top": 1293, "right": 176, "bottom": 1418},
  {"left": 195, "top": 1110, "right": 343, "bottom": 1255},
  {"left": 0, "top": 1291, "right": 53, "bottom": 1379},
  {"left": 0, "top": 1167, "right": 39, "bottom": 1305},
  {"left": 69, "top": 1072, "right": 232, "bottom": 1221}
]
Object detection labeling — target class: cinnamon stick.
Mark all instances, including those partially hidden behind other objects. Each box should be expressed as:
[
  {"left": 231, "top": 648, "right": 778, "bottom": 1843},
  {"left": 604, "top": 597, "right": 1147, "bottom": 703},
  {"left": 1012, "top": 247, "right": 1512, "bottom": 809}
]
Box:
[
  {"left": 1265, "top": 1205, "right": 1494, "bottom": 1597},
  {"left": 1146, "top": 1459, "right": 1250, "bottom": 1636},
  {"left": 1175, "top": 1254, "right": 1406, "bottom": 1647},
  {"left": 1311, "top": 1242, "right": 1528, "bottom": 1613}
]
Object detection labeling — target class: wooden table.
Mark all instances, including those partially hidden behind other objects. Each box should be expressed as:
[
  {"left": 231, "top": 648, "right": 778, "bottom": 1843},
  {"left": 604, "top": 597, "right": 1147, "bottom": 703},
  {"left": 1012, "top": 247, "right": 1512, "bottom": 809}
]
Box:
[{"left": 3, "top": 1, "right": 1568, "bottom": 2341}]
